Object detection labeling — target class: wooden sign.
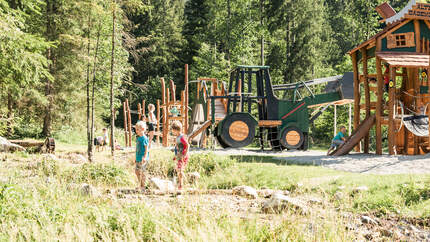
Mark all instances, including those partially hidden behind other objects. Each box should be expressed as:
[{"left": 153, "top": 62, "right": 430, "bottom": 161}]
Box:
[{"left": 405, "top": 3, "right": 430, "bottom": 20}]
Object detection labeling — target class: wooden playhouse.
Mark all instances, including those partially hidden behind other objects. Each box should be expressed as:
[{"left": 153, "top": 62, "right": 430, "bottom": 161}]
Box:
[{"left": 349, "top": 0, "right": 430, "bottom": 155}]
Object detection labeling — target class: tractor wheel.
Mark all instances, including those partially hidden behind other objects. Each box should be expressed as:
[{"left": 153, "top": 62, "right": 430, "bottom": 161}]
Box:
[
  {"left": 214, "top": 125, "right": 230, "bottom": 148},
  {"left": 220, "top": 113, "right": 256, "bottom": 148},
  {"left": 280, "top": 126, "right": 304, "bottom": 150}
]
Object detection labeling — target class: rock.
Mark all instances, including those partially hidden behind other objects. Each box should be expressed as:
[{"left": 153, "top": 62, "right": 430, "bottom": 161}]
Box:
[
  {"left": 408, "top": 224, "right": 420, "bottom": 233},
  {"left": 0, "top": 136, "right": 25, "bottom": 152},
  {"left": 334, "top": 191, "right": 344, "bottom": 200},
  {"left": 149, "top": 177, "right": 175, "bottom": 193},
  {"left": 361, "top": 215, "right": 378, "bottom": 225},
  {"left": 337, "top": 185, "right": 346, "bottom": 190},
  {"left": 80, "top": 183, "right": 99, "bottom": 197},
  {"left": 232, "top": 185, "right": 258, "bottom": 199},
  {"left": 75, "top": 154, "right": 88, "bottom": 163},
  {"left": 353, "top": 186, "right": 369, "bottom": 193},
  {"left": 307, "top": 197, "right": 323, "bottom": 205},
  {"left": 187, "top": 172, "right": 200, "bottom": 184},
  {"left": 257, "top": 189, "right": 281, "bottom": 198},
  {"left": 261, "top": 193, "right": 309, "bottom": 214},
  {"left": 380, "top": 228, "right": 393, "bottom": 237},
  {"left": 283, "top": 190, "right": 290, "bottom": 195},
  {"left": 42, "top": 154, "right": 58, "bottom": 161}
]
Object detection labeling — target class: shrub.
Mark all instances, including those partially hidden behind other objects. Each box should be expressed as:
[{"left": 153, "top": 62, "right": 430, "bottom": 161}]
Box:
[{"left": 399, "top": 181, "right": 430, "bottom": 206}]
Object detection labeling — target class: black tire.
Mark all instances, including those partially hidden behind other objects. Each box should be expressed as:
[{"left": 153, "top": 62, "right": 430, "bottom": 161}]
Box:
[
  {"left": 220, "top": 113, "right": 256, "bottom": 148},
  {"left": 299, "top": 133, "right": 308, "bottom": 151},
  {"left": 280, "top": 126, "right": 304, "bottom": 150},
  {"left": 214, "top": 125, "right": 230, "bottom": 148}
]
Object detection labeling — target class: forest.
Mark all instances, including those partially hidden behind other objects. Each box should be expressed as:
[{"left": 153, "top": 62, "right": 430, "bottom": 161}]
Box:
[{"left": 0, "top": 0, "right": 407, "bottom": 145}]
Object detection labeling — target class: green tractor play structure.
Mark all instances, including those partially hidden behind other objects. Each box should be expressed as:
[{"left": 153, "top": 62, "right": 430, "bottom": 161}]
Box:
[{"left": 204, "top": 65, "right": 354, "bottom": 150}]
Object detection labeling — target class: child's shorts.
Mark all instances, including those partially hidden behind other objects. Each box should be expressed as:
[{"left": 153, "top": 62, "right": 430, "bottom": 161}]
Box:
[
  {"left": 135, "top": 161, "right": 148, "bottom": 171},
  {"left": 330, "top": 140, "right": 344, "bottom": 149}
]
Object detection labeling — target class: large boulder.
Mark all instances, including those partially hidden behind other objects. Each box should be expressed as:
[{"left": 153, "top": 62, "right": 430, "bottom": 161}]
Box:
[
  {"left": 0, "top": 136, "right": 25, "bottom": 152},
  {"left": 232, "top": 185, "right": 258, "bottom": 199},
  {"left": 261, "top": 193, "right": 309, "bottom": 214},
  {"left": 149, "top": 177, "right": 175, "bottom": 193}
]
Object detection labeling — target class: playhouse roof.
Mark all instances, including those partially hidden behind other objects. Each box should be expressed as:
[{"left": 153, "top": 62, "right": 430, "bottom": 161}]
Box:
[
  {"left": 349, "top": 0, "right": 430, "bottom": 55},
  {"left": 376, "top": 52, "right": 430, "bottom": 68}
]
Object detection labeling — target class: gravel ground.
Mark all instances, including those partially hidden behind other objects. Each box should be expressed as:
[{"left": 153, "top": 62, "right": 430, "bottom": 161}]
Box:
[{"left": 191, "top": 148, "right": 430, "bottom": 175}]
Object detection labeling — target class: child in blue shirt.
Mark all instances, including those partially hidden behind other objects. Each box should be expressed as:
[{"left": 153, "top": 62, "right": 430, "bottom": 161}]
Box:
[
  {"left": 327, "top": 125, "right": 347, "bottom": 155},
  {"left": 135, "top": 121, "right": 149, "bottom": 191}
]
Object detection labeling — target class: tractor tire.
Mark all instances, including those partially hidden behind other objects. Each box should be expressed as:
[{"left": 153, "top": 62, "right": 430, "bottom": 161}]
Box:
[
  {"left": 280, "top": 126, "right": 304, "bottom": 150},
  {"left": 220, "top": 113, "right": 256, "bottom": 148},
  {"left": 214, "top": 125, "right": 230, "bottom": 148}
]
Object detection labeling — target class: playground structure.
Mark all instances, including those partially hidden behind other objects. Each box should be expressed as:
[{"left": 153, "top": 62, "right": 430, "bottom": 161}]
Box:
[
  {"left": 206, "top": 66, "right": 354, "bottom": 150},
  {"left": 344, "top": 0, "right": 430, "bottom": 155}
]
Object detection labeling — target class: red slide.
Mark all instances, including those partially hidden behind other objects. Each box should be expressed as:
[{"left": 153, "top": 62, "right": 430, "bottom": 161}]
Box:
[{"left": 329, "top": 115, "right": 376, "bottom": 156}]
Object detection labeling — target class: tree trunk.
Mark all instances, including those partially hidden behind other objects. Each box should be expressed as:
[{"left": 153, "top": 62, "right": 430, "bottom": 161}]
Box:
[
  {"left": 91, "top": 25, "right": 101, "bottom": 160},
  {"left": 110, "top": 1, "right": 116, "bottom": 157},
  {"left": 86, "top": 11, "right": 92, "bottom": 162},
  {"left": 42, "top": 0, "right": 55, "bottom": 137},
  {"left": 7, "top": 92, "right": 13, "bottom": 138},
  {"left": 260, "top": 0, "right": 264, "bottom": 66}
]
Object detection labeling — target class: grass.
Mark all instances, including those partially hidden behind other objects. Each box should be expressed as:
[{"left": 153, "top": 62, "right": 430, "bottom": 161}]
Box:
[{"left": 1, "top": 141, "right": 430, "bottom": 240}]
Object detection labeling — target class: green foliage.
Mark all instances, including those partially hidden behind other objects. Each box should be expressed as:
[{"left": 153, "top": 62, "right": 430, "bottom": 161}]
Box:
[
  {"left": 400, "top": 181, "right": 430, "bottom": 206},
  {"left": 62, "top": 163, "right": 133, "bottom": 187}
]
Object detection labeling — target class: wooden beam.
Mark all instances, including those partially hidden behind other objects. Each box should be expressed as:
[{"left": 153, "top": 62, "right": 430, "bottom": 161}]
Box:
[
  {"left": 388, "top": 66, "right": 396, "bottom": 155},
  {"left": 258, "top": 120, "right": 282, "bottom": 127},
  {"left": 185, "top": 64, "right": 189, "bottom": 135},
  {"left": 375, "top": 56, "right": 384, "bottom": 155},
  {"left": 170, "top": 80, "right": 176, "bottom": 103},
  {"left": 415, "top": 20, "right": 421, "bottom": 53},
  {"left": 361, "top": 48, "right": 370, "bottom": 153},
  {"left": 156, "top": 99, "right": 160, "bottom": 145},
  {"left": 352, "top": 52, "right": 361, "bottom": 152},
  {"left": 126, "top": 99, "right": 132, "bottom": 148},
  {"left": 123, "top": 101, "right": 128, "bottom": 147},
  {"left": 142, "top": 100, "right": 145, "bottom": 121}
]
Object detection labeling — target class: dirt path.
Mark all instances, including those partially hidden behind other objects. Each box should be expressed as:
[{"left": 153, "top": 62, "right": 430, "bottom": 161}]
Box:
[{"left": 191, "top": 148, "right": 430, "bottom": 175}]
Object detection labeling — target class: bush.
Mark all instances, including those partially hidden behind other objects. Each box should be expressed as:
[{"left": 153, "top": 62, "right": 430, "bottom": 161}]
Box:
[
  {"left": 186, "top": 153, "right": 235, "bottom": 176},
  {"left": 399, "top": 182, "right": 430, "bottom": 206}
]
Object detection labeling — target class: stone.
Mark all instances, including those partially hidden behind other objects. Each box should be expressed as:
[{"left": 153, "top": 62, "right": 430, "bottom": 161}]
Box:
[
  {"left": 361, "top": 215, "right": 378, "bottom": 225},
  {"left": 258, "top": 189, "right": 281, "bottom": 198},
  {"left": 408, "top": 225, "right": 420, "bottom": 233},
  {"left": 380, "top": 229, "right": 393, "bottom": 237},
  {"left": 337, "top": 185, "right": 346, "bottom": 190},
  {"left": 261, "top": 193, "right": 309, "bottom": 214},
  {"left": 0, "top": 136, "right": 25, "bottom": 152},
  {"left": 334, "top": 191, "right": 344, "bottom": 200},
  {"left": 149, "top": 177, "right": 175, "bottom": 193},
  {"left": 80, "top": 183, "right": 99, "bottom": 197},
  {"left": 232, "top": 185, "right": 258, "bottom": 199},
  {"left": 353, "top": 186, "right": 369, "bottom": 193},
  {"left": 75, "top": 154, "right": 88, "bottom": 163},
  {"left": 42, "top": 154, "right": 58, "bottom": 161},
  {"left": 187, "top": 172, "right": 200, "bottom": 184},
  {"left": 307, "top": 197, "right": 323, "bottom": 205}
]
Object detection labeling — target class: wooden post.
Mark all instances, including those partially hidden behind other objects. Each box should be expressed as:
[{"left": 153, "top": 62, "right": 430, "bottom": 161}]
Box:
[
  {"left": 361, "top": 48, "right": 370, "bottom": 153},
  {"left": 388, "top": 66, "right": 396, "bottom": 155},
  {"left": 334, "top": 104, "right": 337, "bottom": 137},
  {"left": 185, "top": 64, "right": 189, "bottom": 135},
  {"left": 142, "top": 100, "right": 146, "bottom": 121},
  {"left": 126, "top": 99, "right": 132, "bottom": 147},
  {"left": 351, "top": 52, "right": 361, "bottom": 152},
  {"left": 348, "top": 103, "right": 352, "bottom": 136},
  {"left": 181, "top": 91, "right": 185, "bottom": 133},
  {"left": 170, "top": 80, "right": 176, "bottom": 103},
  {"left": 123, "top": 101, "right": 128, "bottom": 147},
  {"left": 137, "top": 103, "right": 142, "bottom": 120},
  {"left": 167, "top": 88, "right": 170, "bottom": 106},
  {"left": 415, "top": 20, "right": 421, "bottom": 52},
  {"left": 237, "top": 79, "right": 242, "bottom": 112},
  {"left": 375, "top": 56, "right": 384, "bottom": 155},
  {"left": 156, "top": 99, "right": 160, "bottom": 145}
]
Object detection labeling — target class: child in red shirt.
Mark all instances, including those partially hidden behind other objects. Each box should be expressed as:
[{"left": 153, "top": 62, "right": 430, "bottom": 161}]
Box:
[{"left": 171, "top": 121, "right": 189, "bottom": 190}]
